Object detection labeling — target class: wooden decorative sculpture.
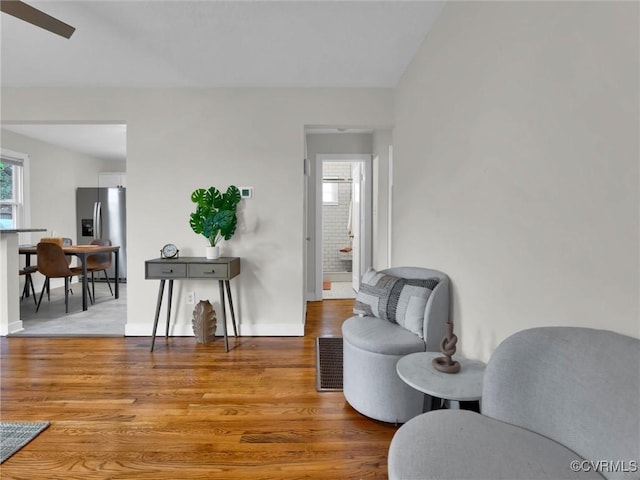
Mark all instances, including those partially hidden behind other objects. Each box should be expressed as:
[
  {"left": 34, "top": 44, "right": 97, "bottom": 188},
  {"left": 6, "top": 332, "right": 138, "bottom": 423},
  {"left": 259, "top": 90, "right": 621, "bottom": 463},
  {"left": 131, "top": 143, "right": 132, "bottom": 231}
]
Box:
[
  {"left": 432, "top": 320, "right": 461, "bottom": 373},
  {"left": 192, "top": 300, "right": 217, "bottom": 344}
]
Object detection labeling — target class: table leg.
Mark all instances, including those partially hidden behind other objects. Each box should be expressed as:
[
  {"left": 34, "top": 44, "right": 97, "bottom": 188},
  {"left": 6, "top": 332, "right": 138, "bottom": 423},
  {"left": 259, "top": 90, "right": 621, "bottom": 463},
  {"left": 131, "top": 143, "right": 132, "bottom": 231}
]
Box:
[
  {"left": 22, "top": 272, "right": 36, "bottom": 305},
  {"left": 423, "top": 394, "right": 444, "bottom": 412},
  {"left": 422, "top": 394, "right": 431, "bottom": 413},
  {"left": 219, "top": 280, "right": 229, "bottom": 352},
  {"left": 150, "top": 279, "right": 166, "bottom": 352},
  {"left": 114, "top": 249, "right": 119, "bottom": 299},
  {"left": 165, "top": 279, "right": 173, "bottom": 337},
  {"left": 224, "top": 280, "right": 238, "bottom": 337},
  {"left": 426, "top": 396, "right": 479, "bottom": 412},
  {"left": 81, "top": 252, "right": 88, "bottom": 311},
  {"left": 24, "top": 253, "right": 32, "bottom": 298}
]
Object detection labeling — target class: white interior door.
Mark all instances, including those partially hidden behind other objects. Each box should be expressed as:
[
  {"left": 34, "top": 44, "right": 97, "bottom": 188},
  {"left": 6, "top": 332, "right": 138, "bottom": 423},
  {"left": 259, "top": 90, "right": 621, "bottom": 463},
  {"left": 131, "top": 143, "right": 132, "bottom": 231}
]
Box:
[{"left": 351, "top": 162, "right": 362, "bottom": 291}]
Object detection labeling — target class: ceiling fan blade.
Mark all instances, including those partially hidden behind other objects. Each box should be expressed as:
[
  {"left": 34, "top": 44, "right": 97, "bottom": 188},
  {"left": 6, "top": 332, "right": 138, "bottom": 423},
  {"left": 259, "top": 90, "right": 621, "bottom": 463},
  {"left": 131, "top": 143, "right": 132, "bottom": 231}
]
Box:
[{"left": 0, "top": 0, "right": 75, "bottom": 38}]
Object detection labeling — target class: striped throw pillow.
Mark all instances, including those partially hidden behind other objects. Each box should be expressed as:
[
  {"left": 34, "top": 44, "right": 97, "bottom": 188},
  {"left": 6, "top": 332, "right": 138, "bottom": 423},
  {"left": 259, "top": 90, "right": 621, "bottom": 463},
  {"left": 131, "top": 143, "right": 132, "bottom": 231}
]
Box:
[{"left": 354, "top": 268, "right": 439, "bottom": 338}]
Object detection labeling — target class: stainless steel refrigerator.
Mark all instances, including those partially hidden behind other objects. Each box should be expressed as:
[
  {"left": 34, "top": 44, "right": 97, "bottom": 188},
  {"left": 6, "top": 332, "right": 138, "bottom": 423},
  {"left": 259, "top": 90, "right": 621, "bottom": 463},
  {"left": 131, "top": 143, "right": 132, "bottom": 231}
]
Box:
[{"left": 76, "top": 187, "right": 127, "bottom": 281}]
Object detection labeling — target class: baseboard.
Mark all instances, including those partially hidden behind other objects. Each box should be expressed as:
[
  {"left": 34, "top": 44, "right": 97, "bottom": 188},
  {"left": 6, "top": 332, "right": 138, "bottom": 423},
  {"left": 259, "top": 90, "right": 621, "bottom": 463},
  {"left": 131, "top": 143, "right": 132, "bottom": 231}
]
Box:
[
  {"left": 239, "top": 323, "right": 305, "bottom": 336},
  {"left": 323, "top": 272, "right": 352, "bottom": 282},
  {"left": 6, "top": 320, "right": 24, "bottom": 335},
  {"left": 306, "top": 290, "right": 322, "bottom": 301},
  {"left": 125, "top": 322, "right": 304, "bottom": 337}
]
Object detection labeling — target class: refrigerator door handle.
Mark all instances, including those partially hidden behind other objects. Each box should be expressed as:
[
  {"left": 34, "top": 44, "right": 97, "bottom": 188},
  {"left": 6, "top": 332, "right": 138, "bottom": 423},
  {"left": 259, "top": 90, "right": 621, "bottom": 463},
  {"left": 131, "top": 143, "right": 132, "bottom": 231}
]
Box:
[{"left": 94, "top": 201, "right": 102, "bottom": 239}]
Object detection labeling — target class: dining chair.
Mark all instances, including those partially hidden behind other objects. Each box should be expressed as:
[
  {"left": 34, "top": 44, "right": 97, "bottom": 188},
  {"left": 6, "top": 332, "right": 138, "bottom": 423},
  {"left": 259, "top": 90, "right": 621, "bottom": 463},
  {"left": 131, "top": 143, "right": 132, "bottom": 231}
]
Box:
[
  {"left": 35, "top": 242, "right": 92, "bottom": 313},
  {"left": 61, "top": 237, "right": 77, "bottom": 294},
  {"left": 86, "top": 238, "right": 113, "bottom": 300},
  {"left": 39, "top": 237, "right": 64, "bottom": 246},
  {"left": 62, "top": 237, "right": 73, "bottom": 263},
  {"left": 19, "top": 265, "right": 38, "bottom": 305},
  {"left": 38, "top": 237, "right": 74, "bottom": 301}
]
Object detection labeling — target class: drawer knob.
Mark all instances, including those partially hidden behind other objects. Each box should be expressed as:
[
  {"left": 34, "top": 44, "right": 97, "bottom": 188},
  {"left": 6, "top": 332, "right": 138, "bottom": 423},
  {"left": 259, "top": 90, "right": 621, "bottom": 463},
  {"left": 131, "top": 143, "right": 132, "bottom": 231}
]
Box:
[
  {"left": 206, "top": 270, "right": 215, "bottom": 274},
  {"left": 162, "top": 269, "right": 173, "bottom": 274}
]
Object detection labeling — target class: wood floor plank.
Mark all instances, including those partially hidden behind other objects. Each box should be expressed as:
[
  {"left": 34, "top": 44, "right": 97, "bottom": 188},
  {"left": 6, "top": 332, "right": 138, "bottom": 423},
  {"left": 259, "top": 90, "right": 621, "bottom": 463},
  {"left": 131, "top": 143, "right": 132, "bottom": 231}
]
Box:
[{"left": 0, "top": 299, "right": 398, "bottom": 479}]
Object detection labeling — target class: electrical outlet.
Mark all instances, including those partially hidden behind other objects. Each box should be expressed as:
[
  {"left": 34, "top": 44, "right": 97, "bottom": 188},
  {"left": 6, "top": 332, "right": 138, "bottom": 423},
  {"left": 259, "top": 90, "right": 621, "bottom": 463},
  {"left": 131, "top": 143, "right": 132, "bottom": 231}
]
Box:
[{"left": 187, "top": 291, "right": 195, "bottom": 305}]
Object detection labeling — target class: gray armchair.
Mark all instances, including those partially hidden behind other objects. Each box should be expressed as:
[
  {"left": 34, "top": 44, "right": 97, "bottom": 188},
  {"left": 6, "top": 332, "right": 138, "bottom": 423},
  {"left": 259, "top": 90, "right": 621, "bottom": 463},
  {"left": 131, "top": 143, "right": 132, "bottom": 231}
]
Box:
[
  {"left": 388, "top": 327, "right": 640, "bottom": 479},
  {"left": 342, "top": 267, "right": 450, "bottom": 423}
]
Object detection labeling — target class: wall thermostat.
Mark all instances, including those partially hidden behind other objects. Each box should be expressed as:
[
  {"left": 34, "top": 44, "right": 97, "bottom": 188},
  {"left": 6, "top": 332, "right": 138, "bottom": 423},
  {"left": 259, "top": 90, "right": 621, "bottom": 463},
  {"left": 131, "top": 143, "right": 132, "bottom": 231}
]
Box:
[{"left": 240, "top": 187, "right": 253, "bottom": 199}]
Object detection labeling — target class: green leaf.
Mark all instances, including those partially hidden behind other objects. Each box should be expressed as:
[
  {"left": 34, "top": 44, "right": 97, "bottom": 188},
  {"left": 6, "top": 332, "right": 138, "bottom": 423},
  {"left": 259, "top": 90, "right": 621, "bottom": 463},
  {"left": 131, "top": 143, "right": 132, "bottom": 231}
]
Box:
[
  {"left": 208, "top": 187, "right": 223, "bottom": 209},
  {"left": 189, "top": 185, "right": 240, "bottom": 246},
  {"left": 222, "top": 186, "right": 241, "bottom": 209},
  {"left": 191, "top": 188, "right": 206, "bottom": 205},
  {"left": 213, "top": 210, "right": 234, "bottom": 229},
  {"left": 189, "top": 212, "right": 204, "bottom": 234}
]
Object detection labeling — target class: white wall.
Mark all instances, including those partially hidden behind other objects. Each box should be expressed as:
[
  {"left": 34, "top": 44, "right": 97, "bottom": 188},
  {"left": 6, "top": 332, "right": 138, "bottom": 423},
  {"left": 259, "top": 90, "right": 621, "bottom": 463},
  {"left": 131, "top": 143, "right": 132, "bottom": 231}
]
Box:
[
  {"left": 0, "top": 128, "right": 120, "bottom": 291},
  {"left": 1, "top": 88, "right": 393, "bottom": 336},
  {"left": 393, "top": 1, "right": 639, "bottom": 361},
  {"left": 372, "top": 129, "right": 392, "bottom": 270}
]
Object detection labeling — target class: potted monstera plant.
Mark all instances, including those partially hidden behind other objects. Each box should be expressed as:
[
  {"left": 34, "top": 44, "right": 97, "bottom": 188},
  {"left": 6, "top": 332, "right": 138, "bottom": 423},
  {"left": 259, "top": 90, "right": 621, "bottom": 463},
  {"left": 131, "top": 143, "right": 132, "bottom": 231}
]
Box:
[{"left": 189, "top": 185, "right": 241, "bottom": 259}]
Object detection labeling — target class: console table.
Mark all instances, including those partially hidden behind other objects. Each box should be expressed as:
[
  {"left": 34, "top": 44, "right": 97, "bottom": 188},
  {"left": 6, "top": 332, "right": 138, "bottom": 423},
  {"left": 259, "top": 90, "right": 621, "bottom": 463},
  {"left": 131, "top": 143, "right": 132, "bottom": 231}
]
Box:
[{"left": 145, "top": 256, "right": 240, "bottom": 352}]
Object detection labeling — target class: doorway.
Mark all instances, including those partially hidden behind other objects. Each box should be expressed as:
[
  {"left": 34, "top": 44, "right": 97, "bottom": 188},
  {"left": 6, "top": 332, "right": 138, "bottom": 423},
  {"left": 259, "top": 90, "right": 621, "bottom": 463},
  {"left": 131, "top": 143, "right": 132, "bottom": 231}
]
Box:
[
  {"left": 316, "top": 154, "right": 372, "bottom": 300},
  {"left": 303, "top": 128, "right": 391, "bottom": 305},
  {"left": 2, "top": 123, "right": 128, "bottom": 336}
]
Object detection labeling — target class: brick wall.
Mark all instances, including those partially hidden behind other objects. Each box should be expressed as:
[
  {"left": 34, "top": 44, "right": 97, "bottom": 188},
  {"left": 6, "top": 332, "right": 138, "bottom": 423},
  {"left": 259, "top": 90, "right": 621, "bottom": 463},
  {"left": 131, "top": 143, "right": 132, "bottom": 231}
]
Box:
[{"left": 323, "top": 163, "right": 353, "bottom": 273}]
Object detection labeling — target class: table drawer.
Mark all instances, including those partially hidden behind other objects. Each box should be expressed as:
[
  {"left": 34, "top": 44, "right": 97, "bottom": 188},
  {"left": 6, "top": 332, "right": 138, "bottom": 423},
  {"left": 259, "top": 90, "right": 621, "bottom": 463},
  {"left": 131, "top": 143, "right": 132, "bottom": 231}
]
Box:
[
  {"left": 146, "top": 263, "right": 187, "bottom": 279},
  {"left": 188, "top": 263, "right": 229, "bottom": 279}
]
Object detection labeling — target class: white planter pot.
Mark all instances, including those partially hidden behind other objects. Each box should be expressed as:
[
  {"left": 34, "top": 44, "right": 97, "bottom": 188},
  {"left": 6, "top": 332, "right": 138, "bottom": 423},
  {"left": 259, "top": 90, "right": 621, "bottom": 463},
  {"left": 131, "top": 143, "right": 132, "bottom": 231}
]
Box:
[{"left": 205, "top": 246, "right": 220, "bottom": 259}]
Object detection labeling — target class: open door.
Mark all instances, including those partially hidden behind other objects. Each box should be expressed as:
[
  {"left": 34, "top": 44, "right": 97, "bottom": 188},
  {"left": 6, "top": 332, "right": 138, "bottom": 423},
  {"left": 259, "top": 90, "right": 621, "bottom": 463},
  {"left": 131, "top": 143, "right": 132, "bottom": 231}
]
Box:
[{"left": 351, "top": 162, "right": 362, "bottom": 291}]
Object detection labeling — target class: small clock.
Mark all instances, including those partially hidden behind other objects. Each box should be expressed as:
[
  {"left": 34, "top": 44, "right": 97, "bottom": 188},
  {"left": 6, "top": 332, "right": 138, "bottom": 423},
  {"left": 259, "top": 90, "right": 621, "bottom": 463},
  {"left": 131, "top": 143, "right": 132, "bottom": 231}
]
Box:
[{"left": 161, "top": 243, "right": 179, "bottom": 259}]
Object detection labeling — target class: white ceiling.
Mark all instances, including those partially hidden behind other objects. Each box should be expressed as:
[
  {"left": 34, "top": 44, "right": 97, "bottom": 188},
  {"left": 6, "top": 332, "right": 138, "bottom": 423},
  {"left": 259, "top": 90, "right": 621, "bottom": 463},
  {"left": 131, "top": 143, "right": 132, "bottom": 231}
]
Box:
[
  {"left": 0, "top": 1, "right": 445, "bottom": 161},
  {"left": 2, "top": 124, "right": 127, "bottom": 162},
  {"left": 1, "top": 0, "right": 445, "bottom": 88}
]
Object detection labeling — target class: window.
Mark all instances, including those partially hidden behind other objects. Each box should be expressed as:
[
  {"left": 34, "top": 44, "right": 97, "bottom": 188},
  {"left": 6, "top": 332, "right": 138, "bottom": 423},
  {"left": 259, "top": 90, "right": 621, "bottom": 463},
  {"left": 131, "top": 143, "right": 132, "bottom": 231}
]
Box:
[
  {"left": 0, "top": 150, "right": 28, "bottom": 229},
  {"left": 322, "top": 182, "right": 339, "bottom": 205}
]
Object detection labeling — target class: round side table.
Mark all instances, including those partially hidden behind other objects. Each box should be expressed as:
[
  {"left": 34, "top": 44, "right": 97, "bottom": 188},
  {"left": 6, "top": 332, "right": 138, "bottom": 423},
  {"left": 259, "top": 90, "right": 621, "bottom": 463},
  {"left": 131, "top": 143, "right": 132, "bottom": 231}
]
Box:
[{"left": 396, "top": 351, "right": 486, "bottom": 413}]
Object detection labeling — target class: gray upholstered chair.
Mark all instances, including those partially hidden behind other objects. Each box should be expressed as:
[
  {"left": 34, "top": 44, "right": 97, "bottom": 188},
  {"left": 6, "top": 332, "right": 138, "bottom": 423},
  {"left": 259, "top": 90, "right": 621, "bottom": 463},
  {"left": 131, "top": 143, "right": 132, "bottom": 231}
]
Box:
[
  {"left": 388, "top": 327, "right": 640, "bottom": 480},
  {"left": 342, "top": 267, "right": 450, "bottom": 423}
]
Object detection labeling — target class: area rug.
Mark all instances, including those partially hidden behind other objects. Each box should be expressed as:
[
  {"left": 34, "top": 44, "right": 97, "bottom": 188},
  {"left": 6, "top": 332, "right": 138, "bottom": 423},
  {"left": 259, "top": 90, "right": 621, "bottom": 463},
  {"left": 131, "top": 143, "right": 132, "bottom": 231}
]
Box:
[
  {"left": 316, "top": 337, "right": 343, "bottom": 391},
  {"left": 0, "top": 421, "right": 50, "bottom": 463}
]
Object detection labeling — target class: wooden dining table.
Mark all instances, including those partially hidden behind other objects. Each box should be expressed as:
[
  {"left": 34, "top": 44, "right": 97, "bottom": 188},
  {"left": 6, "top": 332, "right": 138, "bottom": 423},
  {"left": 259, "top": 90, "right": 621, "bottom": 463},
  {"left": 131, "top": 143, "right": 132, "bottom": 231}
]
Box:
[{"left": 19, "top": 244, "right": 120, "bottom": 311}]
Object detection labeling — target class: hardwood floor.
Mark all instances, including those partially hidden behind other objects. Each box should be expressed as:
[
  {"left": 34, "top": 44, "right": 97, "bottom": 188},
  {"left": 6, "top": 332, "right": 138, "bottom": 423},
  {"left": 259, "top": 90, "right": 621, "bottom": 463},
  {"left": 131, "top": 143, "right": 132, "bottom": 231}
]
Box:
[{"left": 0, "top": 299, "right": 399, "bottom": 479}]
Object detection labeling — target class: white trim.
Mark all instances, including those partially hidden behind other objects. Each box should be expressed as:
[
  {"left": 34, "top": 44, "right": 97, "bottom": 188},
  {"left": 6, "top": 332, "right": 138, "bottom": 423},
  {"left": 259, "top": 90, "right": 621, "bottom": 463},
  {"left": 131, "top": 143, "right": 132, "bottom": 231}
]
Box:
[
  {"left": 238, "top": 323, "right": 305, "bottom": 336},
  {"left": 388, "top": 144, "right": 393, "bottom": 267},
  {"left": 125, "top": 322, "right": 305, "bottom": 337},
  {"left": 314, "top": 156, "right": 323, "bottom": 300},
  {"left": 7, "top": 320, "right": 24, "bottom": 335},
  {"left": 0, "top": 233, "right": 21, "bottom": 336},
  {"left": 0, "top": 148, "right": 28, "bottom": 163},
  {"left": 0, "top": 148, "right": 31, "bottom": 245}
]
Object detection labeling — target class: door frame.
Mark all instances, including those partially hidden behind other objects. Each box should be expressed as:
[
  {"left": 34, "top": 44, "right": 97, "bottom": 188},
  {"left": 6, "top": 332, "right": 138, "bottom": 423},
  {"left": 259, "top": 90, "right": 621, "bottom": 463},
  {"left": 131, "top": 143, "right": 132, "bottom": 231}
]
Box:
[{"left": 312, "top": 154, "right": 372, "bottom": 301}]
